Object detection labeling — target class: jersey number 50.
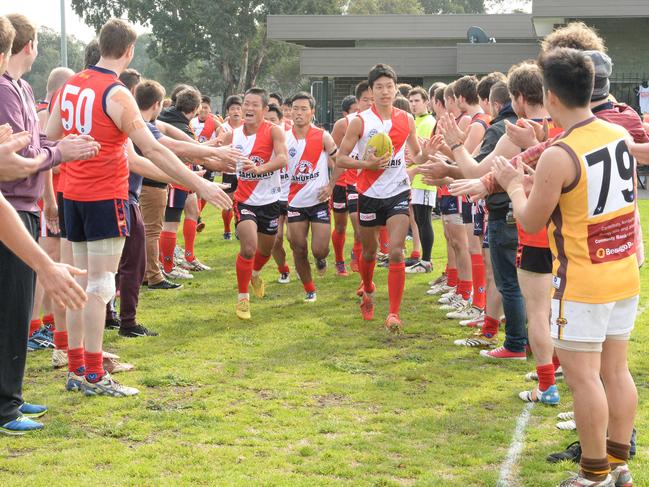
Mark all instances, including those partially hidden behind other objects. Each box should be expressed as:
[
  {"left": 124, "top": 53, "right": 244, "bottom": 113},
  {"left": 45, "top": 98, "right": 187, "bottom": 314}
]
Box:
[{"left": 61, "top": 84, "right": 96, "bottom": 134}]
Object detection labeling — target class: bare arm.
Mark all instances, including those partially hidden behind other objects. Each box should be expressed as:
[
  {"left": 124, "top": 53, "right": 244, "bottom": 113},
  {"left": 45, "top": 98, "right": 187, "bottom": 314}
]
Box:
[
  {"left": 493, "top": 146, "right": 575, "bottom": 233},
  {"left": 336, "top": 117, "right": 366, "bottom": 169},
  {"left": 106, "top": 86, "right": 231, "bottom": 209},
  {"left": 331, "top": 117, "right": 348, "bottom": 147},
  {"left": 463, "top": 122, "right": 486, "bottom": 155},
  {"left": 126, "top": 139, "right": 176, "bottom": 184}
]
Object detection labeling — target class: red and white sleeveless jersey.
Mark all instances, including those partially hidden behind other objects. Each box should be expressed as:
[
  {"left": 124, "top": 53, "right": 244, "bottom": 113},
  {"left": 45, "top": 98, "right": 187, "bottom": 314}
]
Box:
[
  {"left": 286, "top": 126, "right": 330, "bottom": 208},
  {"left": 356, "top": 106, "right": 410, "bottom": 198},
  {"left": 278, "top": 128, "right": 292, "bottom": 201},
  {"left": 341, "top": 112, "right": 362, "bottom": 187},
  {"left": 220, "top": 121, "right": 234, "bottom": 133},
  {"left": 233, "top": 120, "right": 280, "bottom": 206},
  {"left": 60, "top": 66, "right": 128, "bottom": 202},
  {"left": 190, "top": 115, "right": 217, "bottom": 142}
]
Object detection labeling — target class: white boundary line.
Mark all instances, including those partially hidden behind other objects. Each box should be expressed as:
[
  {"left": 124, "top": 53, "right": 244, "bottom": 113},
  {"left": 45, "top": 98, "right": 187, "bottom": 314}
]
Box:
[
  {"left": 497, "top": 402, "right": 535, "bottom": 487},
  {"left": 495, "top": 298, "right": 647, "bottom": 486}
]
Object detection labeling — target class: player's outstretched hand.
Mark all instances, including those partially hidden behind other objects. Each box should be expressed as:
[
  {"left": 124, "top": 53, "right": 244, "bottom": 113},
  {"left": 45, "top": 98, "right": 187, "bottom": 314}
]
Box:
[
  {"left": 0, "top": 131, "right": 45, "bottom": 181},
  {"left": 38, "top": 262, "right": 87, "bottom": 310},
  {"left": 449, "top": 179, "right": 487, "bottom": 199},
  {"left": 198, "top": 180, "right": 233, "bottom": 210},
  {"left": 493, "top": 156, "right": 524, "bottom": 194},
  {"left": 58, "top": 134, "right": 101, "bottom": 162}
]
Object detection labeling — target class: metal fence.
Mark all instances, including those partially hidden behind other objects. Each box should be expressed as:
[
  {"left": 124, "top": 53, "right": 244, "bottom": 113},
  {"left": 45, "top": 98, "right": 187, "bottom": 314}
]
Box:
[{"left": 610, "top": 73, "right": 648, "bottom": 112}]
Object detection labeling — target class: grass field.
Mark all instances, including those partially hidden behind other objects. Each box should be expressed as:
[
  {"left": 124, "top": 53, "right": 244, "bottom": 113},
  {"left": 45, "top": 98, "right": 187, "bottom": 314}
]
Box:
[{"left": 2, "top": 201, "right": 649, "bottom": 486}]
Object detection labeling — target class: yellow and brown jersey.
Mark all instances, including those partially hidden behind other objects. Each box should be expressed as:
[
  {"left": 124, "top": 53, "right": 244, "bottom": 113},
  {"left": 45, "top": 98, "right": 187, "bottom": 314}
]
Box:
[{"left": 549, "top": 117, "right": 640, "bottom": 303}]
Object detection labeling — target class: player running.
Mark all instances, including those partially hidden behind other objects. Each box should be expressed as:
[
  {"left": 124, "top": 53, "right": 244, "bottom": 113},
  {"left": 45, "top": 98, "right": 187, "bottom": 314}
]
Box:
[
  {"left": 219, "top": 88, "right": 288, "bottom": 320},
  {"left": 337, "top": 64, "right": 439, "bottom": 332},
  {"left": 285, "top": 92, "right": 340, "bottom": 301}
]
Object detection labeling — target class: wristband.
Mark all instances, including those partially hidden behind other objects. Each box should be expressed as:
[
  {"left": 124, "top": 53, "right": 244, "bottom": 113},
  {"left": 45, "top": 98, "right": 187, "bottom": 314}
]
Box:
[
  {"left": 509, "top": 187, "right": 524, "bottom": 198},
  {"left": 450, "top": 143, "right": 463, "bottom": 151}
]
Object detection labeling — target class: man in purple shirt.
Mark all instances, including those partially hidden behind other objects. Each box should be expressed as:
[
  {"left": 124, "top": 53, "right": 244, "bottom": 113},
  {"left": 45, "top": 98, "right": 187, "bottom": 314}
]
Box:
[{"left": 0, "top": 13, "right": 99, "bottom": 435}]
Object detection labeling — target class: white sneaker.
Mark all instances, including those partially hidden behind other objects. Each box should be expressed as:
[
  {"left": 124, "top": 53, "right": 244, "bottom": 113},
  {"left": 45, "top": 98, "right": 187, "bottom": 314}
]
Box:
[
  {"left": 440, "top": 296, "right": 469, "bottom": 311},
  {"left": 437, "top": 289, "right": 458, "bottom": 304},
  {"left": 446, "top": 304, "right": 483, "bottom": 321},
  {"left": 428, "top": 274, "right": 447, "bottom": 287},
  {"left": 82, "top": 373, "right": 139, "bottom": 397},
  {"left": 182, "top": 258, "right": 211, "bottom": 272},
  {"left": 165, "top": 267, "right": 194, "bottom": 280},
  {"left": 459, "top": 313, "right": 485, "bottom": 327},
  {"left": 277, "top": 272, "right": 290, "bottom": 284},
  {"left": 557, "top": 411, "right": 574, "bottom": 421},
  {"left": 173, "top": 245, "right": 184, "bottom": 265},
  {"left": 406, "top": 261, "right": 432, "bottom": 273},
  {"left": 52, "top": 349, "right": 68, "bottom": 369}
]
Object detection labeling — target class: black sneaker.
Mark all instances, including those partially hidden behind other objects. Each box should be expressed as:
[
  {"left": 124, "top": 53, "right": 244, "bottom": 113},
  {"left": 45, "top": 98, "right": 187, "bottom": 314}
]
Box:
[
  {"left": 148, "top": 279, "right": 183, "bottom": 290},
  {"left": 546, "top": 441, "right": 581, "bottom": 464},
  {"left": 105, "top": 316, "right": 121, "bottom": 330},
  {"left": 118, "top": 324, "right": 159, "bottom": 338},
  {"left": 404, "top": 257, "right": 420, "bottom": 267}
]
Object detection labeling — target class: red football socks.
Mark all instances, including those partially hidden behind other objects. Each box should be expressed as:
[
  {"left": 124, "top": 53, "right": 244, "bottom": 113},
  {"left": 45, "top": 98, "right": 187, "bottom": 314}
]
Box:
[
  {"left": 352, "top": 240, "right": 362, "bottom": 261},
  {"left": 482, "top": 316, "right": 500, "bottom": 338},
  {"left": 303, "top": 280, "right": 316, "bottom": 293},
  {"left": 222, "top": 209, "right": 233, "bottom": 233},
  {"left": 53, "top": 331, "right": 68, "bottom": 351},
  {"left": 536, "top": 363, "right": 556, "bottom": 392},
  {"left": 379, "top": 227, "right": 389, "bottom": 254},
  {"left": 253, "top": 251, "right": 271, "bottom": 272},
  {"left": 410, "top": 250, "right": 421, "bottom": 260},
  {"left": 236, "top": 254, "right": 254, "bottom": 294},
  {"left": 446, "top": 267, "right": 458, "bottom": 287},
  {"left": 332, "top": 229, "right": 346, "bottom": 262},
  {"left": 359, "top": 258, "right": 376, "bottom": 293},
  {"left": 42, "top": 314, "right": 55, "bottom": 330},
  {"left": 68, "top": 347, "right": 85, "bottom": 375},
  {"left": 183, "top": 218, "right": 197, "bottom": 262},
  {"left": 29, "top": 319, "right": 42, "bottom": 336},
  {"left": 388, "top": 262, "right": 406, "bottom": 315},
  {"left": 278, "top": 264, "right": 290, "bottom": 274},
  {"left": 552, "top": 353, "right": 561, "bottom": 371},
  {"left": 470, "top": 253, "right": 486, "bottom": 309},
  {"left": 457, "top": 280, "right": 472, "bottom": 301},
  {"left": 159, "top": 231, "right": 177, "bottom": 273},
  {"left": 84, "top": 351, "right": 105, "bottom": 382}
]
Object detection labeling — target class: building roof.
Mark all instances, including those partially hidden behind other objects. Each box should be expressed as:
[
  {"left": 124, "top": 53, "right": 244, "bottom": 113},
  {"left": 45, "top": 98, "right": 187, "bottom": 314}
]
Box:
[
  {"left": 267, "top": 14, "right": 536, "bottom": 47},
  {"left": 533, "top": 0, "right": 649, "bottom": 18}
]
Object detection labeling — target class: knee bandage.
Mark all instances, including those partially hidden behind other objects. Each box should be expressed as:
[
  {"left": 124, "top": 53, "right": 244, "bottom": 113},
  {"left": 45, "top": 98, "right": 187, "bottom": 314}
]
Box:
[{"left": 86, "top": 271, "right": 116, "bottom": 304}]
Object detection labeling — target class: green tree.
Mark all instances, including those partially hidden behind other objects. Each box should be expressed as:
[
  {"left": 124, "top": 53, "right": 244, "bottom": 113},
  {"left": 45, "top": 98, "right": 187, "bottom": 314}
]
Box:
[
  {"left": 71, "top": 0, "right": 342, "bottom": 100},
  {"left": 24, "top": 27, "right": 86, "bottom": 100},
  {"left": 347, "top": 0, "right": 423, "bottom": 14}
]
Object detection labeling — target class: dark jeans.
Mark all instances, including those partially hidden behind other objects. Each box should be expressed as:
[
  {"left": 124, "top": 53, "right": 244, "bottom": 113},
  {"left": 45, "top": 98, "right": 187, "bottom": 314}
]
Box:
[
  {"left": 117, "top": 203, "right": 146, "bottom": 329},
  {"left": 0, "top": 211, "right": 38, "bottom": 424},
  {"left": 488, "top": 218, "right": 527, "bottom": 352},
  {"left": 411, "top": 204, "right": 434, "bottom": 262}
]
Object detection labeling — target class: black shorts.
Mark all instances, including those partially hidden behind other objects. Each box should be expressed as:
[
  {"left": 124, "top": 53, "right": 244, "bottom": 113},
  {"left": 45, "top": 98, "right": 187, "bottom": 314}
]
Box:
[
  {"left": 222, "top": 173, "right": 238, "bottom": 194},
  {"left": 473, "top": 208, "right": 485, "bottom": 237},
  {"left": 287, "top": 202, "right": 330, "bottom": 224},
  {"left": 331, "top": 185, "right": 348, "bottom": 213},
  {"left": 358, "top": 190, "right": 410, "bottom": 227},
  {"left": 462, "top": 200, "right": 473, "bottom": 224},
  {"left": 516, "top": 244, "right": 552, "bottom": 274},
  {"left": 439, "top": 195, "right": 460, "bottom": 215},
  {"left": 165, "top": 187, "right": 189, "bottom": 222},
  {"left": 57, "top": 192, "right": 67, "bottom": 239},
  {"left": 234, "top": 201, "right": 280, "bottom": 235},
  {"left": 279, "top": 200, "right": 288, "bottom": 217},
  {"left": 346, "top": 185, "right": 358, "bottom": 214},
  {"left": 64, "top": 198, "right": 130, "bottom": 243}
]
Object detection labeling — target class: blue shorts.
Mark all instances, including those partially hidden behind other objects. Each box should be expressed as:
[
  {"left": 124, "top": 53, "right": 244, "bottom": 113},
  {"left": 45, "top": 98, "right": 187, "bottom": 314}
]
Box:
[
  {"left": 439, "top": 195, "right": 460, "bottom": 215},
  {"left": 63, "top": 198, "right": 130, "bottom": 242}
]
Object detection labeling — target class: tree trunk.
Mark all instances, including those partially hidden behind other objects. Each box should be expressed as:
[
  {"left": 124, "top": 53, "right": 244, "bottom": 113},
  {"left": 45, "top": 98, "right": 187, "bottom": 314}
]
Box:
[
  {"left": 236, "top": 42, "right": 250, "bottom": 94},
  {"left": 247, "top": 38, "right": 268, "bottom": 89}
]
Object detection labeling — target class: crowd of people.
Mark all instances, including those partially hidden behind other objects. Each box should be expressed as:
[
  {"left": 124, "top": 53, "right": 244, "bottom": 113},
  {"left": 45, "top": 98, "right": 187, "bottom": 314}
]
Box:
[{"left": 0, "top": 12, "right": 646, "bottom": 487}]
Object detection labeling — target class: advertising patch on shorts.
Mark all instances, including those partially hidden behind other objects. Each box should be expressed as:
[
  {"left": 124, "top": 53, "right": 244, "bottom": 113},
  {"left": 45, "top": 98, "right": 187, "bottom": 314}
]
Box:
[
  {"left": 269, "top": 218, "right": 279, "bottom": 228},
  {"left": 241, "top": 209, "right": 255, "bottom": 216},
  {"left": 552, "top": 276, "right": 561, "bottom": 289},
  {"left": 360, "top": 212, "right": 376, "bottom": 222},
  {"left": 333, "top": 202, "right": 346, "bottom": 209},
  {"left": 288, "top": 210, "right": 301, "bottom": 218},
  {"left": 588, "top": 212, "right": 635, "bottom": 264},
  {"left": 317, "top": 210, "right": 328, "bottom": 219}
]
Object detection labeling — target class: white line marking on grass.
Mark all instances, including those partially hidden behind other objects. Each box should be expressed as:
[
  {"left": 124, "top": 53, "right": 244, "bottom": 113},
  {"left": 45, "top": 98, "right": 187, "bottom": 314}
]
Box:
[{"left": 496, "top": 402, "right": 535, "bottom": 487}]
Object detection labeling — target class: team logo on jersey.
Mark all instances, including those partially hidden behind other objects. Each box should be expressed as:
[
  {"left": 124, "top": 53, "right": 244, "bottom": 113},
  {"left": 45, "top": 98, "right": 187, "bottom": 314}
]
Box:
[
  {"left": 291, "top": 160, "right": 320, "bottom": 183},
  {"left": 199, "top": 136, "right": 207, "bottom": 143},
  {"left": 235, "top": 144, "right": 244, "bottom": 152},
  {"left": 297, "top": 160, "right": 313, "bottom": 174},
  {"left": 368, "top": 129, "right": 378, "bottom": 138},
  {"left": 239, "top": 155, "right": 271, "bottom": 180},
  {"left": 289, "top": 147, "right": 297, "bottom": 158}
]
